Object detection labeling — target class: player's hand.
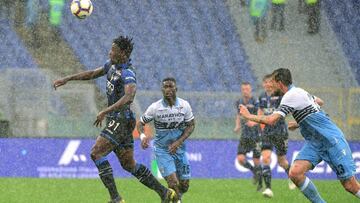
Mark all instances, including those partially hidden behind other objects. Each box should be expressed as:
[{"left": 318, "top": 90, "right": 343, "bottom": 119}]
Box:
[
  {"left": 233, "top": 126, "right": 240, "bottom": 134},
  {"left": 53, "top": 78, "right": 67, "bottom": 90},
  {"left": 169, "top": 140, "right": 182, "bottom": 154},
  {"left": 239, "top": 104, "right": 250, "bottom": 118},
  {"left": 94, "top": 111, "right": 106, "bottom": 127},
  {"left": 288, "top": 121, "right": 299, "bottom": 131},
  {"left": 140, "top": 134, "right": 150, "bottom": 149}
]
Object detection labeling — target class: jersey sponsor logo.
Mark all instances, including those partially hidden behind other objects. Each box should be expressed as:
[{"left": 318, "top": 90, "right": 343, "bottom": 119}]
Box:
[{"left": 58, "top": 140, "right": 87, "bottom": 166}]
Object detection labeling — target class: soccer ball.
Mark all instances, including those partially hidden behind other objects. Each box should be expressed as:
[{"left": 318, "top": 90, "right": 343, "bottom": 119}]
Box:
[{"left": 70, "top": 0, "right": 93, "bottom": 19}]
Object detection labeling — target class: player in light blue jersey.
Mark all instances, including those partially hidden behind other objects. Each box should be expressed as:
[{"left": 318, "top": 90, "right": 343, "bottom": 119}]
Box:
[
  {"left": 137, "top": 77, "right": 195, "bottom": 203},
  {"left": 239, "top": 68, "right": 360, "bottom": 203}
]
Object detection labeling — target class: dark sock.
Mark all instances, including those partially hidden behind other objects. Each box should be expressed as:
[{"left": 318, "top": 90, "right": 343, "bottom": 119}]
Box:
[
  {"left": 94, "top": 157, "right": 120, "bottom": 200},
  {"left": 131, "top": 163, "right": 167, "bottom": 198},
  {"left": 263, "top": 165, "right": 271, "bottom": 189},
  {"left": 242, "top": 161, "right": 254, "bottom": 172}
]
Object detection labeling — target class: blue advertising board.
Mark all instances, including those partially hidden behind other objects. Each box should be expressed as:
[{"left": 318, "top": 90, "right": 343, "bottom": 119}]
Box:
[{"left": 0, "top": 138, "right": 359, "bottom": 179}]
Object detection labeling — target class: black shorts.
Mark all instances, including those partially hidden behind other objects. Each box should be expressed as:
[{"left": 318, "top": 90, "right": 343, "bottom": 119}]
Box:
[
  {"left": 237, "top": 137, "right": 261, "bottom": 158},
  {"left": 100, "top": 115, "right": 136, "bottom": 150},
  {"left": 261, "top": 134, "right": 288, "bottom": 156}
]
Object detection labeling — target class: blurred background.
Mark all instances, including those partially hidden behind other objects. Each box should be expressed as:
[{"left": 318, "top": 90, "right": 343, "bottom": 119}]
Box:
[{"left": 0, "top": 0, "right": 359, "bottom": 141}]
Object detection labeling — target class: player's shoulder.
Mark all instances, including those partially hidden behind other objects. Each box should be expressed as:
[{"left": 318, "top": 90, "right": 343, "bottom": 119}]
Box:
[
  {"left": 176, "top": 97, "right": 191, "bottom": 106},
  {"left": 123, "top": 66, "right": 136, "bottom": 76}
]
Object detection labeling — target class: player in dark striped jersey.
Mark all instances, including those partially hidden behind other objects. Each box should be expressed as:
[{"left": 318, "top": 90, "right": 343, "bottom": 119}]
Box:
[
  {"left": 53, "top": 36, "right": 176, "bottom": 203},
  {"left": 234, "top": 82, "right": 262, "bottom": 189},
  {"left": 240, "top": 68, "right": 360, "bottom": 203},
  {"left": 257, "top": 74, "right": 294, "bottom": 197}
]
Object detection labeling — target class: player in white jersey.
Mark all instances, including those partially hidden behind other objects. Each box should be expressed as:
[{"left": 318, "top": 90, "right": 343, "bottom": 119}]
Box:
[
  {"left": 137, "top": 77, "right": 195, "bottom": 203},
  {"left": 239, "top": 68, "right": 360, "bottom": 203}
]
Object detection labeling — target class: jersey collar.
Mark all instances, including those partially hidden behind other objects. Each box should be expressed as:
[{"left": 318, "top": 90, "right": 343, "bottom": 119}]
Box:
[{"left": 162, "top": 98, "right": 179, "bottom": 107}]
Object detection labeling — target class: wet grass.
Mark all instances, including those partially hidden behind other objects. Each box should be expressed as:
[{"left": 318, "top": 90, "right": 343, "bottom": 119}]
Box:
[{"left": 0, "top": 178, "right": 356, "bottom": 202}]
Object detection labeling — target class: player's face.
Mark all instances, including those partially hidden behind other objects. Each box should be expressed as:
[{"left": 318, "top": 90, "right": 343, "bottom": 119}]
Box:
[
  {"left": 109, "top": 43, "right": 127, "bottom": 64},
  {"left": 162, "top": 81, "right": 177, "bottom": 101},
  {"left": 241, "top": 84, "right": 252, "bottom": 98},
  {"left": 262, "top": 78, "right": 273, "bottom": 92}
]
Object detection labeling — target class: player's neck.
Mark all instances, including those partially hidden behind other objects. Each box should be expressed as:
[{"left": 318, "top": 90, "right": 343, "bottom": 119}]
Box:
[{"left": 164, "top": 98, "right": 176, "bottom": 107}]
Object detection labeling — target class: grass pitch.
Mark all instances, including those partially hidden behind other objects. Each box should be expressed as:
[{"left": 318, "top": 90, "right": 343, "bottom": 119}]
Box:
[{"left": 1, "top": 178, "right": 357, "bottom": 203}]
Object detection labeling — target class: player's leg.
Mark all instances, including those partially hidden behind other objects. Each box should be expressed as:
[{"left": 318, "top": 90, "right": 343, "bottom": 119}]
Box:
[
  {"left": 115, "top": 148, "right": 174, "bottom": 202},
  {"left": 237, "top": 137, "right": 255, "bottom": 172},
  {"left": 90, "top": 136, "right": 121, "bottom": 202},
  {"left": 252, "top": 139, "right": 262, "bottom": 186},
  {"left": 261, "top": 135, "right": 273, "bottom": 192},
  {"left": 114, "top": 116, "right": 175, "bottom": 202},
  {"left": 175, "top": 151, "right": 191, "bottom": 201},
  {"left": 273, "top": 135, "right": 296, "bottom": 190},
  {"left": 341, "top": 176, "right": 360, "bottom": 198},
  {"left": 325, "top": 138, "right": 360, "bottom": 198},
  {"left": 289, "top": 143, "right": 325, "bottom": 202}
]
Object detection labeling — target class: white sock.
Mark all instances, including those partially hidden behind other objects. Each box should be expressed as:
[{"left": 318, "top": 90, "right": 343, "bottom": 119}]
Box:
[{"left": 356, "top": 190, "right": 360, "bottom": 198}]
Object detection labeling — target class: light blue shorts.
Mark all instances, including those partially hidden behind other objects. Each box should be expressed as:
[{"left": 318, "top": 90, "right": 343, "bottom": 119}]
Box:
[
  {"left": 154, "top": 148, "right": 190, "bottom": 180},
  {"left": 295, "top": 138, "right": 356, "bottom": 180}
]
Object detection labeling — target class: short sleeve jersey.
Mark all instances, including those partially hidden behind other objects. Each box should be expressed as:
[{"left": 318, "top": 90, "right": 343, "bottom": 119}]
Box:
[{"left": 140, "top": 98, "right": 194, "bottom": 150}]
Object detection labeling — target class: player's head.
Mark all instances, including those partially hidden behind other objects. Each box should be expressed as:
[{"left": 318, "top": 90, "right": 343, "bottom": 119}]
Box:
[
  {"left": 162, "top": 77, "right": 177, "bottom": 102},
  {"left": 241, "top": 82, "right": 252, "bottom": 98},
  {"left": 262, "top": 74, "right": 273, "bottom": 93},
  {"left": 272, "top": 68, "right": 292, "bottom": 92},
  {"left": 109, "top": 36, "right": 134, "bottom": 64}
]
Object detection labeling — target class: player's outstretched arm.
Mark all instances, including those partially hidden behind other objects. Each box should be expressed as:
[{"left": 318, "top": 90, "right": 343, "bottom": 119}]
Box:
[
  {"left": 136, "top": 121, "right": 150, "bottom": 149},
  {"left": 94, "top": 83, "right": 136, "bottom": 127},
  {"left": 169, "top": 119, "right": 195, "bottom": 154},
  {"left": 53, "top": 67, "right": 105, "bottom": 90},
  {"left": 239, "top": 104, "right": 282, "bottom": 126},
  {"left": 288, "top": 121, "right": 299, "bottom": 131}
]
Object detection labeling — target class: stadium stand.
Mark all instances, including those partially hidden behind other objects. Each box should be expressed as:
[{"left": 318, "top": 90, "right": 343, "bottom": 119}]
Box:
[
  {"left": 59, "top": 0, "right": 256, "bottom": 92},
  {"left": 0, "top": 19, "right": 38, "bottom": 69},
  {"left": 324, "top": 0, "right": 360, "bottom": 84}
]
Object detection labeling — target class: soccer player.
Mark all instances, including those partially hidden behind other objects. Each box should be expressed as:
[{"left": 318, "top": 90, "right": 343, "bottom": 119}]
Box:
[
  {"left": 257, "top": 74, "right": 295, "bottom": 197},
  {"left": 53, "top": 36, "right": 176, "bottom": 203},
  {"left": 240, "top": 68, "right": 360, "bottom": 203},
  {"left": 234, "top": 82, "right": 262, "bottom": 189},
  {"left": 137, "top": 77, "right": 195, "bottom": 203}
]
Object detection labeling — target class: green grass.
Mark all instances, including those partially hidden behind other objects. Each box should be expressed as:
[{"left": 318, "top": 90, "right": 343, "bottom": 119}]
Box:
[{"left": 0, "top": 178, "right": 357, "bottom": 203}]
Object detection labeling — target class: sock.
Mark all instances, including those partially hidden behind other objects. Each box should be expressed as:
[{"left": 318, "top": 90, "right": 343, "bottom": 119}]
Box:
[
  {"left": 254, "top": 165, "right": 263, "bottom": 189},
  {"left": 131, "top": 163, "right": 167, "bottom": 198},
  {"left": 300, "top": 177, "right": 326, "bottom": 203},
  {"left": 242, "top": 160, "right": 254, "bottom": 172},
  {"left": 262, "top": 165, "right": 271, "bottom": 189},
  {"left": 356, "top": 190, "right": 360, "bottom": 198},
  {"left": 94, "top": 157, "right": 120, "bottom": 200}
]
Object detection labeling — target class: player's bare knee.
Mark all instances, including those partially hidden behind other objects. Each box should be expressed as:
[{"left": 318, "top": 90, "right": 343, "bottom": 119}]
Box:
[
  {"left": 120, "top": 161, "right": 135, "bottom": 172},
  {"left": 237, "top": 155, "right": 246, "bottom": 164},
  {"left": 90, "top": 149, "right": 100, "bottom": 161}
]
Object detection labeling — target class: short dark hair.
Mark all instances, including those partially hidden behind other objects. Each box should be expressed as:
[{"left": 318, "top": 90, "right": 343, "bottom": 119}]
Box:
[
  {"left": 272, "top": 68, "right": 292, "bottom": 86},
  {"left": 113, "top": 36, "right": 134, "bottom": 58},
  {"left": 241, "top": 81, "right": 251, "bottom": 86},
  {"left": 262, "top": 74, "right": 273, "bottom": 81},
  {"left": 162, "top": 77, "right": 177, "bottom": 84}
]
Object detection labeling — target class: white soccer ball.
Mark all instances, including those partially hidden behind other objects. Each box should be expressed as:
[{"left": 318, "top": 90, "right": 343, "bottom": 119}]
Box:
[{"left": 70, "top": 0, "right": 93, "bottom": 19}]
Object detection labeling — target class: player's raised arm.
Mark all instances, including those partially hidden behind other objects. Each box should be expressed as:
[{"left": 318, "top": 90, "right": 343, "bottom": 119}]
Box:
[
  {"left": 240, "top": 104, "right": 282, "bottom": 125},
  {"left": 53, "top": 67, "right": 106, "bottom": 90}
]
